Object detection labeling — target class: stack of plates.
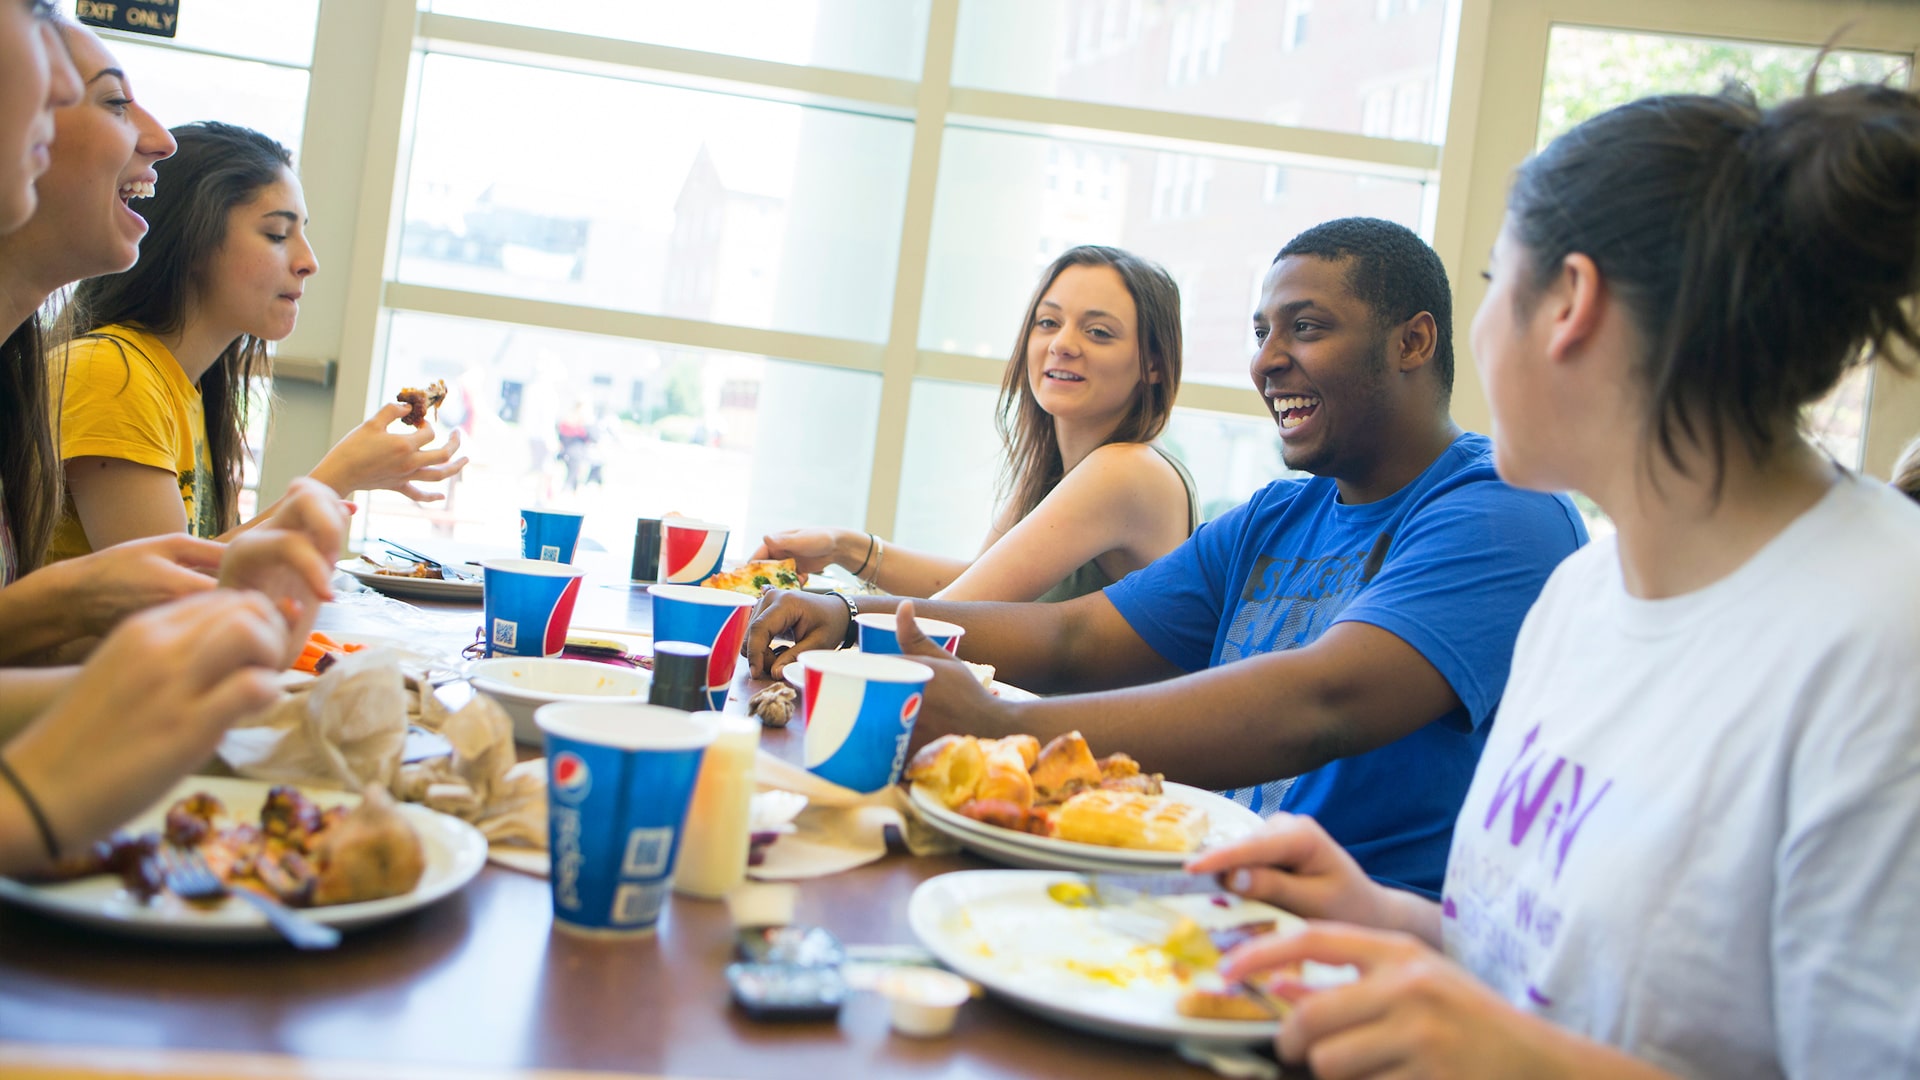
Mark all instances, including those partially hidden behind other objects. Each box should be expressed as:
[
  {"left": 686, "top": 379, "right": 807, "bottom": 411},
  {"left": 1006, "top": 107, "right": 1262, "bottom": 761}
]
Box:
[{"left": 907, "top": 783, "right": 1263, "bottom": 873}]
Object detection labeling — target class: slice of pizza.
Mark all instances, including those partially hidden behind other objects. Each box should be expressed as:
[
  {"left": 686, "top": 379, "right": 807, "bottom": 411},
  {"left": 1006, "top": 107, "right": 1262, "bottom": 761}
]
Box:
[
  {"left": 702, "top": 559, "right": 807, "bottom": 597},
  {"left": 396, "top": 379, "right": 449, "bottom": 427}
]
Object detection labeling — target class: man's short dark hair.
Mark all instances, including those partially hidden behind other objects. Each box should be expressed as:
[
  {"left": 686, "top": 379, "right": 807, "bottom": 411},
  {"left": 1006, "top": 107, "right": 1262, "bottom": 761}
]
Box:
[{"left": 1277, "top": 217, "right": 1453, "bottom": 395}]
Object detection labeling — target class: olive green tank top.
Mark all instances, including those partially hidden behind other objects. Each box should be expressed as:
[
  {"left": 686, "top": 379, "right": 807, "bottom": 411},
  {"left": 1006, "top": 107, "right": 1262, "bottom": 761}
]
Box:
[{"left": 1033, "top": 444, "right": 1199, "bottom": 604}]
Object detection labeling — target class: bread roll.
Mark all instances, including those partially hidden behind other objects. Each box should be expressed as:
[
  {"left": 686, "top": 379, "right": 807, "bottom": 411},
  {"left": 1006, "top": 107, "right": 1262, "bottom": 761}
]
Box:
[
  {"left": 1051, "top": 789, "right": 1208, "bottom": 852},
  {"left": 904, "top": 734, "right": 986, "bottom": 808},
  {"left": 979, "top": 733, "right": 1040, "bottom": 770},
  {"left": 972, "top": 740, "right": 1036, "bottom": 809}
]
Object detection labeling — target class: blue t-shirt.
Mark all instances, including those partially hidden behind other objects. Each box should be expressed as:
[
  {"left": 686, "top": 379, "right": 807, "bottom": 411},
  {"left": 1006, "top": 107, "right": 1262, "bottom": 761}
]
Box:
[{"left": 1106, "top": 432, "right": 1587, "bottom": 897}]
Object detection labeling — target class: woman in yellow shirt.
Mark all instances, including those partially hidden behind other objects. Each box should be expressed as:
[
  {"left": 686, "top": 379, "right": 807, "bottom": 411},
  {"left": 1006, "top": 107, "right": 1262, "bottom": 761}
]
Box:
[{"left": 52, "top": 121, "right": 468, "bottom": 559}]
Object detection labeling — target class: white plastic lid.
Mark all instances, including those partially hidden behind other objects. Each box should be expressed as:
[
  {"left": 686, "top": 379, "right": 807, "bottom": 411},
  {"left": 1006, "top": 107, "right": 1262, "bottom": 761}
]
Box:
[
  {"left": 534, "top": 702, "right": 718, "bottom": 751},
  {"left": 801, "top": 650, "right": 935, "bottom": 685}
]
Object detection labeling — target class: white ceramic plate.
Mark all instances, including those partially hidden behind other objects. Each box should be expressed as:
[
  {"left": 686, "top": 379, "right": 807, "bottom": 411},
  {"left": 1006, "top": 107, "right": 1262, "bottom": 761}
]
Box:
[
  {"left": 909, "top": 782, "right": 1263, "bottom": 871},
  {"left": 467, "top": 656, "right": 653, "bottom": 744},
  {"left": 336, "top": 559, "right": 483, "bottom": 602},
  {"left": 780, "top": 651, "right": 1038, "bottom": 703},
  {"left": 0, "top": 776, "right": 488, "bottom": 943},
  {"left": 909, "top": 869, "right": 1295, "bottom": 1046}
]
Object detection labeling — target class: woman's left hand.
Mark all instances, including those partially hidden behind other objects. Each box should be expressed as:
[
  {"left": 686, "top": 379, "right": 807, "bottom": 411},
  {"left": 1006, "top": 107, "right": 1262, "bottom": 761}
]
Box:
[
  {"left": 309, "top": 402, "right": 469, "bottom": 502},
  {"left": 1221, "top": 923, "right": 1568, "bottom": 1080}
]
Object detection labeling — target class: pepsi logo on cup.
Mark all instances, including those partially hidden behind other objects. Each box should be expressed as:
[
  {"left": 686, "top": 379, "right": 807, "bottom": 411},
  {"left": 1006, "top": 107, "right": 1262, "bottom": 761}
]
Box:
[
  {"left": 800, "top": 651, "right": 934, "bottom": 794},
  {"left": 552, "top": 751, "right": 592, "bottom": 803},
  {"left": 661, "top": 519, "right": 730, "bottom": 585}
]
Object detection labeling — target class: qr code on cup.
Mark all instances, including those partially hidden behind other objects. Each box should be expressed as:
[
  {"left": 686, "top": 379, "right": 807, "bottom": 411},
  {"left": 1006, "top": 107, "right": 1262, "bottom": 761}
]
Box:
[
  {"left": 621, "top": 826, "right": 675, "bottom": 878},
  {"left": 491, "top": 618, "right": 519, "bottom": 650}
]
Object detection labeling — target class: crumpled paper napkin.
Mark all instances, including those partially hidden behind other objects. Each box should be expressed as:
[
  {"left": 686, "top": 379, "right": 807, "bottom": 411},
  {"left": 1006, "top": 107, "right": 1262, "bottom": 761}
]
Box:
[
  {"left": 216, "top": 649, "right": 545, "bottom": 853},
  {"left": 745, "top": 751, "right": 957, "bottom": 880}
]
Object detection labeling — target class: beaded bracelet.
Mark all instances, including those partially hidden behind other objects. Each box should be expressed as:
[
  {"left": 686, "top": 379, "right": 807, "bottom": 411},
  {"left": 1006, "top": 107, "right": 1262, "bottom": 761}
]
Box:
[{"left": 0, "top": 752, "right": 60, "bottom": 862}]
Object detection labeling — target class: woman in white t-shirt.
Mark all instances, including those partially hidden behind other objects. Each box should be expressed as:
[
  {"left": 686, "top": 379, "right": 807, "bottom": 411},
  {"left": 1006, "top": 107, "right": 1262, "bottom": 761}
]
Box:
[{"left": 1188, "top": 85, "right": 1920, "bottom": 1078}]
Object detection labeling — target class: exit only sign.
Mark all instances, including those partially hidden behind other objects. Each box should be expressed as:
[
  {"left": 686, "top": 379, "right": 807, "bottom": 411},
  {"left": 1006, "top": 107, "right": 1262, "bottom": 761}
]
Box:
[{"left": 75, "top": 0, "right": 178, "bottom": 38}]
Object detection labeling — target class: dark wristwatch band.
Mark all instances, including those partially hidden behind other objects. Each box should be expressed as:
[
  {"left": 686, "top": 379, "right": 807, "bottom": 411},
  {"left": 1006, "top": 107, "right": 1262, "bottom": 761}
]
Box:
[{"left": 836, "top": 591, "right": 861, "bottom": 649}]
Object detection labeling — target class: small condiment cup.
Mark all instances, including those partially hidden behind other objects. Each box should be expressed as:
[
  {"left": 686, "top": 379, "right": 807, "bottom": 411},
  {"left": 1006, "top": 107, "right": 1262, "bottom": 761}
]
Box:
[{"left": 877, "top": 967, "right": 971, "bottom": 1038}]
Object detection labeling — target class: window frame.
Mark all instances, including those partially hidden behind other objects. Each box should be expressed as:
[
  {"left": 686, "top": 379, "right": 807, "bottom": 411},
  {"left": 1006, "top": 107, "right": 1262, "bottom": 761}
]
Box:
[{"left": 278, "top": 0, "right": 1920, "bottom": 541}]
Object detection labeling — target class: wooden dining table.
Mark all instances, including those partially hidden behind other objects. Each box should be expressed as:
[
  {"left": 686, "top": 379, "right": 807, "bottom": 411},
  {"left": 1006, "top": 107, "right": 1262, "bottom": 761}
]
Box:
[{"left": 0, "top": 560, "right": 1291, "bottom": 1080}]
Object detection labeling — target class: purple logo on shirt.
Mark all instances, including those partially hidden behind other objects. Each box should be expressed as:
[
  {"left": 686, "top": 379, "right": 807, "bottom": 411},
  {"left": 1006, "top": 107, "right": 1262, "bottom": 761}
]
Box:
[{"left": 1481, "top": 724, "right": 1613, "bottom": 880}]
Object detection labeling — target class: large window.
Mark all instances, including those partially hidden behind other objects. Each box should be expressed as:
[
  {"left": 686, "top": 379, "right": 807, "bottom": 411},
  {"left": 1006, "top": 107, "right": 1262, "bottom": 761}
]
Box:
[
  {"left": 222, "top": 0, "right": 1916, "bottom": 563},
  {"left": 358, "top": 0, "right": 1454, "bottom": 555},
  {"left": 397, "top": 55, "right": 914, "bottom": 343}
]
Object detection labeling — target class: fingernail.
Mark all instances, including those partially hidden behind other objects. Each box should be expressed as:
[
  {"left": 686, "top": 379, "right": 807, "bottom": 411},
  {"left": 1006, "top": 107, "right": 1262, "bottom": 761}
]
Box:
[{"left": 1228, "top": 869, "right": 1252, "bottom": 893}]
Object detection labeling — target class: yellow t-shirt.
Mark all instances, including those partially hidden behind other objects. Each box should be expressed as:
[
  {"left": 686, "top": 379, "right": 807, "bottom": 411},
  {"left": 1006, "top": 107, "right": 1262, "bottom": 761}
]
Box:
[{"left": 46, "top": 326, "right": 215, "bottom": 563}]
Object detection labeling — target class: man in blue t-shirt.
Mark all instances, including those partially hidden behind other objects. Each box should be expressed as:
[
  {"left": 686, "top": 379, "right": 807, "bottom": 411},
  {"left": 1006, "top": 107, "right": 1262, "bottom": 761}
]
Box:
[{"left": 745, "top": 219, "right": 1587, "bottom": 896}]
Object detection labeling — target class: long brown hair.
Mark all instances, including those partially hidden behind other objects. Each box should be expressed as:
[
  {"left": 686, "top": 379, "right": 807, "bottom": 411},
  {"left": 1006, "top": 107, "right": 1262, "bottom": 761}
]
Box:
[
  {"left": 995, "top": 245, "right": 1183, "bottom": 524},
  {"left": 69, "top": 122, "right": 289, "bottom": 531},
  {"left": 1506, "top": 83, "right": 1920, "bottom": 494},
  {"left": 0, "top": 309, "right": 61, "bottom": 574}
]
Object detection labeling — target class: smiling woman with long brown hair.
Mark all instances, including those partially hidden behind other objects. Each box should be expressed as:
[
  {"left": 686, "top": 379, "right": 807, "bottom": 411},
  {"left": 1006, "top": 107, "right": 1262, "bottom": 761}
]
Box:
[
  {"left": 48, "top": 120, "right": 467, "bottom": 562},
  {"left": 754, "top": 245, "right": 1197, "bottom": 602}
]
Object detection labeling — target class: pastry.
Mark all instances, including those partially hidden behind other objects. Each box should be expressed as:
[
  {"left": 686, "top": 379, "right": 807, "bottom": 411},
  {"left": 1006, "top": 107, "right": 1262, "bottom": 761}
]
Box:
[
  {"left": 1051, "top": 789, "right": 1209, "bottom": 852},
  {"left": 1030, "top": 731, "right": 1102, "bottom": 800}
]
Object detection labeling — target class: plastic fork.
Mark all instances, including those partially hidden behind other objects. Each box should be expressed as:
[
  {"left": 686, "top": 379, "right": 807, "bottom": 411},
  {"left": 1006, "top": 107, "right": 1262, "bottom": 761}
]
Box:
[{"left": 159, "top": 846, "right": 341, "bottom": 950}]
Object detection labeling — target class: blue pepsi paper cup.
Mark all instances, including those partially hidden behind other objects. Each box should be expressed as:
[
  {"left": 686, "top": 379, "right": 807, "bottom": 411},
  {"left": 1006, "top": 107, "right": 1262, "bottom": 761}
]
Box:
[
  {"left": 648, "top": 584, "right": 755, "bottom": 711},
  {"left": 537, "top": 703, "right": 717, "bottom": 937},
  {"left": 853, "top": 612, "right": 965, "bottom": 656},
  {"left": 661, "top": 518, "right": 729, "bottom": 584},
  {"left": 521, "top": 508, "right": 585, "bottom": 564},
  {"left": 481, "top": 558, "right": 587, "bottom": 658},
  {"left": 800, "top": 651, "right": 934, "bottom": 794}
]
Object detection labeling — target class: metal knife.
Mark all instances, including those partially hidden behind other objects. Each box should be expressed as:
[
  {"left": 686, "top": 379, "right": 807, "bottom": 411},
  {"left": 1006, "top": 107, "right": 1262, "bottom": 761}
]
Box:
[{"left": 1084, "top": 871, "right": 1226, "bottom": 907}]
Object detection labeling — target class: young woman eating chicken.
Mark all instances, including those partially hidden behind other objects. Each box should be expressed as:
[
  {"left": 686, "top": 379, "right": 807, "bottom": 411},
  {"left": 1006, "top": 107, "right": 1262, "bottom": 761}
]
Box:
[{"left": 48, "top": 120, "right": 467, "bottom": 561}]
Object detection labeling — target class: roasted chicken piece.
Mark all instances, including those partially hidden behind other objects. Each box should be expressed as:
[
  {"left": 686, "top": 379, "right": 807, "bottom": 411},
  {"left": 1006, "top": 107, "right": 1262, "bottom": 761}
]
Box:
[
  {"left": 163, "top": 792, "right": 225, "bottom": 847},
  {"left": 956, "top": 798, "right": 1054, "bottom": 836},
  {"left": 395, "top": 379, "right": 448, "bottom": 428},
  {"left": 261, "top": 785, "right": 325, "bottom": 845}
]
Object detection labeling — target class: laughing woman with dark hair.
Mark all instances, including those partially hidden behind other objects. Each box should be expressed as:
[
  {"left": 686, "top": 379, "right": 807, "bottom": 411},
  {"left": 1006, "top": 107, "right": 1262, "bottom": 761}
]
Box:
[
  {"left": 0, "top": 5, "right": 338, "bottom": 880},
  {"left": 48, "top": 121, "right": 467, "bottom": 561},
  {"left": 1193, "top": 83, "right": 1920, "bottom": 1080},
  {"left": 754, "top": 245, "right": 1198, "bottom": 602}
]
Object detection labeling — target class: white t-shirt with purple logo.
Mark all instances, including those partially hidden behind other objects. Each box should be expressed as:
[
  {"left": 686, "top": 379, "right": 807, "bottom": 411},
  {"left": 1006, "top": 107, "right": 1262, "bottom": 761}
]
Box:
[{"left": 1441, "top": 474, "right": 1920, "bottom": 1079}]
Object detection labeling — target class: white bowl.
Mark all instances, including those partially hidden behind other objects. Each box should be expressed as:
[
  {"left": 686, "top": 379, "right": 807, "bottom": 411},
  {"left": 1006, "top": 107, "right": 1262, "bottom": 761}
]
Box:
[{"left": 466, "top": 657, "right": 653, "bottom": 745}]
